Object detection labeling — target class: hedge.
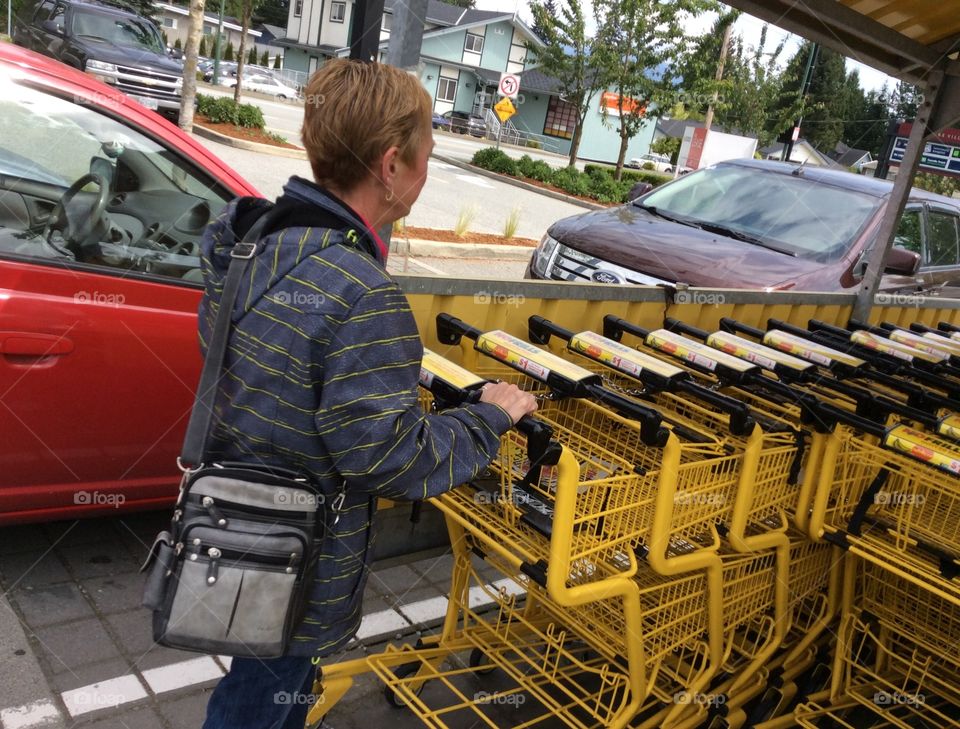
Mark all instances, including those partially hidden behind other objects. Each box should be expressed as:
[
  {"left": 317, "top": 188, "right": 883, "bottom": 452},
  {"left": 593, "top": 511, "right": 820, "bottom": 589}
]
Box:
[
  {"left": 196, "top": 94, "right": 266, "bottom": 129},
  {"left": 470, "top": 149, "right": 669, "bottom": 204}
]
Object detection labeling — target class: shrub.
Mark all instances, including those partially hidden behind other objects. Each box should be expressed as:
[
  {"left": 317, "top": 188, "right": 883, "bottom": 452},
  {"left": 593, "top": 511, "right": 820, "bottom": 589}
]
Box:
[
  {"left": 235, "top": 103, "right": 266, "bottom": 129},
  {"left": 274, "top": 54, "right": 282, "bottom": 69},
  {"left": 515, "top": 154, "right": 537, "bottom": 178},
  {"left": 260, "top": 50, "right": 269, "bottom": 66},
  {"left": 588, "top": 174, "right": 625, "bottom": 204},
  {"left": 552, "top": 166, "right": 590, "bottom": 196},
  {"left": 174, "top": 37, "right": 182, "bottom": 50},
  {"left": 471, "top": 147, "right": 516, "bottom": 175},
  {"left": 248, "top": 47, "right": 257, "bottom": 64},
  {"left": 527, "top": 159, "right": 554, "bottom": 183},
  {"left": 642, "top": 162, "right": 655, "bottom": 170},
  {"left": 525, "top": 139, "right": 542, "bottom": 149}
]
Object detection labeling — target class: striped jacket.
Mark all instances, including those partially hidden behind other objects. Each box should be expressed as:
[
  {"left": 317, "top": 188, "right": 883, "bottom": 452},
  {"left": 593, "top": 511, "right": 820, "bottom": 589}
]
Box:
[{"left": 198, "top": 176, "right": 512, "bottom": 656}]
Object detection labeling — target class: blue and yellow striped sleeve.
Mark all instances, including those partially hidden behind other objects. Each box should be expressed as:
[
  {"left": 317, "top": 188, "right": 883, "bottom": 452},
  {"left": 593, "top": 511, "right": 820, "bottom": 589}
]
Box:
[{"left": 314, "top": 283, "right": 513, "bottom": 500}]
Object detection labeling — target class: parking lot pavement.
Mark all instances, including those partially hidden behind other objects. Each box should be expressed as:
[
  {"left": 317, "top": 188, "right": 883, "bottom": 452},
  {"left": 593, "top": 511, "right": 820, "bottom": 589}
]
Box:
[{"left": 0, "top": 513, "right": 522, "bottom": 728}]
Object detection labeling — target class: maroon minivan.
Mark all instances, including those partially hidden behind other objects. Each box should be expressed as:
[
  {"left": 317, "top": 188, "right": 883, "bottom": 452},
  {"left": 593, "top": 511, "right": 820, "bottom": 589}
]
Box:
[{"left": 526, "top": 159, "right": 960, "bottom": 293}]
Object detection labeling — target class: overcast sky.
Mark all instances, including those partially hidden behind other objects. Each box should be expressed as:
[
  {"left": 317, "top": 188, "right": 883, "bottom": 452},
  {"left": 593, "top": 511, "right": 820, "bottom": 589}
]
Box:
[{"left": 478, "top": 0, "right": 899, "bottom": 93}]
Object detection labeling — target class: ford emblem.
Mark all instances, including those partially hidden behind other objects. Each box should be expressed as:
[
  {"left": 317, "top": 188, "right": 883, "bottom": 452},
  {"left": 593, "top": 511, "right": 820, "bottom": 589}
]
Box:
[{"left": 591, "top": 270, "right": 623, "bottom": 284}]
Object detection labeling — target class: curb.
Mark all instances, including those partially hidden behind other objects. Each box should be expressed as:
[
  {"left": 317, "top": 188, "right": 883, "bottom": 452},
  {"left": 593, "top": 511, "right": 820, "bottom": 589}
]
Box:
[
  {"left": 397, "top": 238, "right": 534, "bottom": 261},
  {"left": 191, "top": 124, "right": 307, "bottom": 159},
  {"left": 431, "top": 154, "right": 604, "bottom": 211}
]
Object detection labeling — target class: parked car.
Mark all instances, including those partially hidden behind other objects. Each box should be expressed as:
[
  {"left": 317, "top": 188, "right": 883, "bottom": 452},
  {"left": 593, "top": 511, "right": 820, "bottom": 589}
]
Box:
[
  {"left": 443, "top": 110, "right": 487, "bottom": 137},
  {"left": 626, "top": 153, "right": 672, "bottom": 173},
  {"left": 12, "top": 0, "right": 183, "bottom": 120},
  {"left": 0, "top": 42, "right": 255, "bottom": 524},
  {"left": 207, "top": 61, "right": 238, "bottom": 82},
  {"left": 526, "top": 159, "right": 960, "bottom": 293},
  {"left": 432, "top": 111, "right": 451, "bottom": 131},
  {"left": 225, "top": 70, "right": 299, "bottom": 99}
]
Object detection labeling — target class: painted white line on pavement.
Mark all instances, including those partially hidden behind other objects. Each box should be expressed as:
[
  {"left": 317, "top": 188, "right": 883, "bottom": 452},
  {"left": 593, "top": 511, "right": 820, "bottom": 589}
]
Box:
[
  {"left": 141, "top": 656, "right": 225, "bottom": 695},
  {"left": 455, "top": 174, "right": 493, "bottom": 188},
  {"left": 430, "top": 161, "right": 456, "bottom": 170},
  {"left": 61, "top": 675, "right": 147, "bottom": 718},
  {"left": 0, "top": 699, "right": 62, "bottom": 729},
  {"left": 398, "top": 595, "right": 448, "bottom": 625},
  {"left": 355, "top": 608, "right": 411, "bottom": 641}
]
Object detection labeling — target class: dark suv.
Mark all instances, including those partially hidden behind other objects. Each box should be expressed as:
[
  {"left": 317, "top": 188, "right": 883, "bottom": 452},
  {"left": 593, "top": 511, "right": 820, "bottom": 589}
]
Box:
[
  {"left": 13, "top": 0, "right": 183, "bottom": 119},
  {"left": 443, "top": 110, "right": 487, "bottom": 137}
]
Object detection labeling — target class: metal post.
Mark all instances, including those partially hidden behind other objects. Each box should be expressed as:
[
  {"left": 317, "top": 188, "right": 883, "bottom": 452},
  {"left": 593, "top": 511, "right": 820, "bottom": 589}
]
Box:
[
  {"left": 873, "top": 118, "right": 901, "bottom": 179},
  {"left": 850, "top": 66, "right": 945, "bottom": 322},
  {"left": 349, "top": 0, "right": 385, "bottom": 61},
  {"left": 211, "top": 0, "right": 225, "bottom": 85},
  {"left": 385, "top": 0, "right": 426, "bottom": 69},
  {"left": 7, "top": 0, "right": 12, "bottom": 37},
  {"left": 784, "top": 43, "right": 819, "bottom": 162}
]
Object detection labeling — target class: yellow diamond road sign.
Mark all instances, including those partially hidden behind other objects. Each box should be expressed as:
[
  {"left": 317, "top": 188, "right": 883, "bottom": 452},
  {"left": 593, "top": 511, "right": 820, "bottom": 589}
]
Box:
[{"left": 494, "top": 97, "right": 516, "bottom": 123}]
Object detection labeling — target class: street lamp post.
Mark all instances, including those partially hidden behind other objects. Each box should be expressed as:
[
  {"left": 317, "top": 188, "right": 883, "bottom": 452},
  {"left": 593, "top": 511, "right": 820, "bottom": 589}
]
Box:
[{"left": 211, "top": 0, "right": 226, "bottom": 85}]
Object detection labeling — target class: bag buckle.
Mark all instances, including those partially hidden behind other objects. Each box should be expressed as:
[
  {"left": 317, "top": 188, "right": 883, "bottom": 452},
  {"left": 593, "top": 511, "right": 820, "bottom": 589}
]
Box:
[{"left": 231, "top": 241, "right": 258, "bottom": 259}]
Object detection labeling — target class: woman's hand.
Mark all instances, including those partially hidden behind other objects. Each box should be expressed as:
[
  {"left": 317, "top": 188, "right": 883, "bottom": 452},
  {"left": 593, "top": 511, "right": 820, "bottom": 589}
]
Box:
[{"left": 479, "top": 382, "right": 538, "bottom": 424}]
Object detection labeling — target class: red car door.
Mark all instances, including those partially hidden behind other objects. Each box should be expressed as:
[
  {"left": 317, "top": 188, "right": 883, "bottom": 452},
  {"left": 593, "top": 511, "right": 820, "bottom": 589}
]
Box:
[{"left": 0, "top": 46, "right": 255, "bottom": 524}]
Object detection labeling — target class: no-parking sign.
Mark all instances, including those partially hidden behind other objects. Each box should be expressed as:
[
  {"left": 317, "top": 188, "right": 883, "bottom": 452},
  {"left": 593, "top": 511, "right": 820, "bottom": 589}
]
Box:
[{"left": 498, "top": 73, "right": 521, "bottom": 100}]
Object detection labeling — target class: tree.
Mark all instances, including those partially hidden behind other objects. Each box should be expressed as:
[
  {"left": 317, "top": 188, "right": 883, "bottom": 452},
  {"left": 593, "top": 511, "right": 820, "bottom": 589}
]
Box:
[
  {"left": 248, "top": 46, "right": 257, "bottom": 64},
  {"left": 260, "top": 49, "right": 269, "bottom": 66},
  {"left": 439, "top": 0, "right": 475, "bottom": 7},
  {"left": 592, "top": 0, "right": 717, "bottom": 178},
  {"left": 273, "top": 54, "right": 282, "bottom": 69},
  {"left": 232, "top": 0, "right": 263, "bottom": 102},
  {"left": 199, "top": 35, "right": 207, "bottom": 56},
  {"left": 530, "top": 0, "right": 556, "bottom": 42},
  {"left": 651, "top": 136, "right": 681, "bottom": 163},
  {"left": 253, "top": 0, "right": 288, "bottom": 25},
  {"left": 529, "top": 0, "right": 599, "bottom": 166},
  {"left": 174, "top": 37, "right": 183, "bottom": 50},
  {"left": 179, "top": 0, "right": 207, "bottom": 132},
  {"left": 224, "top": 40, "right": 235, "bottom": 62}
]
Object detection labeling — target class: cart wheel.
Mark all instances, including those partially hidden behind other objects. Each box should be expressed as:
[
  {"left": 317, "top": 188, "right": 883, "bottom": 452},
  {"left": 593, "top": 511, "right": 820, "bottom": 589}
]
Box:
[
  {"left": 383, "top": 661, "right": 423, "bottom": 709},
  {"left": 468, "top": 647, "right": 496, "bottom": 676}
]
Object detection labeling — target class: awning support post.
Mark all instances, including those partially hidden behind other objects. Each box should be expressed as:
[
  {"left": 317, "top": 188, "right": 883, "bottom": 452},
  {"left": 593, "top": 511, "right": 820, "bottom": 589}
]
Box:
[{"left": 850, "top": 64, "right": 946, "bottom": 323}]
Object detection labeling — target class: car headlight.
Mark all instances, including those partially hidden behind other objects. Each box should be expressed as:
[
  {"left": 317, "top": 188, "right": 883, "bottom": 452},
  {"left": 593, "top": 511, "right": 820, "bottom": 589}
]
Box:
[
  {"left": 531, "top": 234, "right": 560, "bottom": 277},
  {"left": 86, "top": 60, "right": 118, "bottom": 73}
]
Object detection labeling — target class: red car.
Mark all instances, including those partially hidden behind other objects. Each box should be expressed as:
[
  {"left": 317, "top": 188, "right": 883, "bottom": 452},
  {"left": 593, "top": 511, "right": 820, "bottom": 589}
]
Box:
[{"left": 0, "top": 43, "right": 257, "bottom": 525}]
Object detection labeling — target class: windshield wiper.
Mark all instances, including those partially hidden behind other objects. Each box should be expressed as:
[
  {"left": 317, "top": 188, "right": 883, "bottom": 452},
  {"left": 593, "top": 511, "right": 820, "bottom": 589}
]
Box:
[
  {"left": 695, "top": 222, "right": 798, "bottom": 257},
  {"left": 636, "top": 204, "right": 704, "bottom": 229}
]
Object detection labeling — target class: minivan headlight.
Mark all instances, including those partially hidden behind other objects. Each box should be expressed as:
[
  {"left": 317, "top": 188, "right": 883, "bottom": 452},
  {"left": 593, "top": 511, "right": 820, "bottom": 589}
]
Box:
[{"left": 531, "top": 234, "right": 560, "bottom": 277}]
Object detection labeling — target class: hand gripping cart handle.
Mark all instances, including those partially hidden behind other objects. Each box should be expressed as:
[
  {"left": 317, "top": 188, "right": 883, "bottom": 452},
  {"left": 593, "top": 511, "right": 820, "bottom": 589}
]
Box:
[
  {"left": 436, "top": 313, "right": 670, "bottom": 447},
  {"left": 527, "top": 315, "right": 756, "bottom": 436}
]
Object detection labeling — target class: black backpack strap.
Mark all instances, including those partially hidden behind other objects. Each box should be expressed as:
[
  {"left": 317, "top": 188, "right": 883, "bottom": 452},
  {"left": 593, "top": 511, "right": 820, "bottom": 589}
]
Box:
[{"left": 180, "top": 207, "right": 274, "bottom": 468}]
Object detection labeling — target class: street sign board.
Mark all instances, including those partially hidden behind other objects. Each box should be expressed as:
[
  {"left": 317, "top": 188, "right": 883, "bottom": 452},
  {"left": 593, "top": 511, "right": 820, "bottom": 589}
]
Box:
[
  {"left": 498, "top": 73, "right": 521, "bottom": 100},
  {"left": 888, "top": 123, "right": 960, "bottom": 179},
  {"left": 494, "top": 97, "right": 516, "bottom": 123}
]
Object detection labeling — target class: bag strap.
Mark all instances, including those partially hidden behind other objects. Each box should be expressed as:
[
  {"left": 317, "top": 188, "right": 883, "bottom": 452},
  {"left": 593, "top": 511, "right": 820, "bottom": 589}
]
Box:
[{"left": 180, "top": 209, "right": 273, "bottom": 468}]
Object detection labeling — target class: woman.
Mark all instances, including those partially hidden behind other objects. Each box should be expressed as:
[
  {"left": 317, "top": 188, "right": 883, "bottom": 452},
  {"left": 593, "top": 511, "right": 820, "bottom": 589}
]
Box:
[{"left": 198, "top": 59, "right": 537, "bottom": 728}]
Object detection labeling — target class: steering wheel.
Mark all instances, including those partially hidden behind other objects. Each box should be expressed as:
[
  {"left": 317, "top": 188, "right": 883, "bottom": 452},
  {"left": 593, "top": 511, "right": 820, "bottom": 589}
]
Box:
[{"left": 43, "top": 173, "right": 111, "bottom": 257}]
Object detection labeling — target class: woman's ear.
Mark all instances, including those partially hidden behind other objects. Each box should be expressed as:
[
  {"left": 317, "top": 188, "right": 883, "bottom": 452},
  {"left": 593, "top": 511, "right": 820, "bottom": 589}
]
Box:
[{"left": 380, "top": 145, "right": 401, "bottom": 188}]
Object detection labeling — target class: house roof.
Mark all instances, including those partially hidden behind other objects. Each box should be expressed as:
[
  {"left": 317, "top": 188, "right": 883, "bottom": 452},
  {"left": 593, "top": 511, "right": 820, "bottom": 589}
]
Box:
[
  {"left": 257, "top": 24, "right": 286, "bottom": 42},
  {"left": 155, "top": 2, "right": 261, "bottom": 36},
  {"left": 655, "top": 118, "right": 745, "bottom": 138},
  {"left": 760, "top": 140, "right": 843, "bottom": 168},
  {"left": 828, "top": 142, "right": 872, "bottom": 167},
  {"left": 382, "top": 0, "right": 505, "bottom": 28},
  {"left": 276, "top": 37, "right": 341, "bottom": 56}
]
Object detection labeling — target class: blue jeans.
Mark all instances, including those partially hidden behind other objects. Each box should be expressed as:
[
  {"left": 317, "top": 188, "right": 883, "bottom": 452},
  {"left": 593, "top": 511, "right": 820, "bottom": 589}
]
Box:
[{"left": 203, "top": 655, "right": 317, "bottom": 729}]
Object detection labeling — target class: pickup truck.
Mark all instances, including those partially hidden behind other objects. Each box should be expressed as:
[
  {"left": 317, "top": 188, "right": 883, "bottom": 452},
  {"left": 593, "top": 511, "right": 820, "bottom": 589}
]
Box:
[{"left": 13, "top": 0, "right": 183, "bottom": 120}]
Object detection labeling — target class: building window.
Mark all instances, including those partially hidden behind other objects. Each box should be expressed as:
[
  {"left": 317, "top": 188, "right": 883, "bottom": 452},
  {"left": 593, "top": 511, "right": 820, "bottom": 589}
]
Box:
[
  {"left": 437, "top": 77, "right": 457, "bottom": 103},
  {"left": 161, "top": 16, "right": 176, "bottom": 28},
  {"left": 294, "top": 0, "right": 302, "bottom": 17},
  {"left": 543, "top": 96, "right": 577, "bottom": 139},
  {"left": 464, "top": 33, "right": 483, "bottom": 53},
  {"left": 330, "top": 1, "right": 345, "bottom": 22}
]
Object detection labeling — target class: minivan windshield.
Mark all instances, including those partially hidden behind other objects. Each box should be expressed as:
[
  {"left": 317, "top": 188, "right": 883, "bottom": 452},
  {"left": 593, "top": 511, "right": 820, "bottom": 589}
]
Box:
[
  {"left": 636, "top": 164, "right": 883, "bottom": 259},
  {"left": 71, "top": 8, "right": 165, "bottom": 53}
]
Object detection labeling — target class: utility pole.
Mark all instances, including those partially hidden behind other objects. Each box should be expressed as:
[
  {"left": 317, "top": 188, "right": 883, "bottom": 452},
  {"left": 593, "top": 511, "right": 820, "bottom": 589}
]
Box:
[
  {"left": 703, "top": 22, "right": 733, "bottom": 132},
  {"left": 781, "top": 42, "right": 819, "bottom": 162},
  {"left": 211, "top": 0, "right": 226, "bottom": 85}
]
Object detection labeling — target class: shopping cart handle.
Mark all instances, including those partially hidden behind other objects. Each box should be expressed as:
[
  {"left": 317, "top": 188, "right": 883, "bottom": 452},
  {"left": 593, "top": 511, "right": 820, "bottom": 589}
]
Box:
[
  {"left": 602, "top": 315, "right": 650, "bottom": 342},
  {"left": 809, "top": 319, "right": 856, "bottom": 337},
  {"left": 527, "top": 315, "right": 574, "bottom": 346},
  {"left": 939, "top": 321, "right": 960, "bottom": 334},
  {"left": 436, "top": 313, "right": 482, "bottom": 345},
  {"left": 586, "top": 384, "right": 670, "bottom": 446},
  {"left": 514, "top": 416, "right": 562, "bottom": 467},
  {"left": 662, "top": 317, "right": 711, "bottom": 341},
  {"left": 718, "top": 317, "right": 765, "bottom": 339},
  {"left": 766, "top": 319, "right": 816, "bottom": 340}
]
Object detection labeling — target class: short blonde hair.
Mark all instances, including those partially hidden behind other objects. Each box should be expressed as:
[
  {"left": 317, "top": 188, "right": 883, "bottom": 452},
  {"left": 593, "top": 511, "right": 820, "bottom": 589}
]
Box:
[{"left": 301, "top": 59, "right": 432, "bottom": 192}]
